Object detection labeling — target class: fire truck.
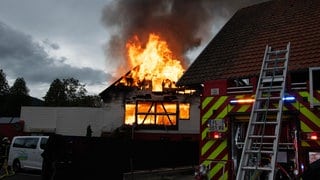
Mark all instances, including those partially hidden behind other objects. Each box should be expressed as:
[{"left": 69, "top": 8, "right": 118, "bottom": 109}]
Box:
[{"left": 196, "top": 43, "right": 320, "bottom": 179}]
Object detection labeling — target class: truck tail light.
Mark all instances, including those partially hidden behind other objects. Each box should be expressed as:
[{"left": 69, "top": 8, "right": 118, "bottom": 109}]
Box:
[
  {"left": 208, "top": 131, "right": 225, "bottom": 139},
  {"left": 308, "top": 132, "right": 318, "bottom": 140}
]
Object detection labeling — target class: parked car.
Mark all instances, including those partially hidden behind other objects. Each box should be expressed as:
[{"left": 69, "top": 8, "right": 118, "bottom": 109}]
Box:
[{"left": 7, "top": 135, "right": 48, "bottom": 172}]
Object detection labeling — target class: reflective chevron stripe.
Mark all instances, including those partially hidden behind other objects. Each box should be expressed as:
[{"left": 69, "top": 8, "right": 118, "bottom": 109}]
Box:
[
  {"left": 200, "top": 90, "right": 320, "bottom": 179},
  {"left": 201, "top": 95, "right": 254, "bottom": 179},
  {"left": 202, "top": 96, "right": 228, "bottom": 124}
]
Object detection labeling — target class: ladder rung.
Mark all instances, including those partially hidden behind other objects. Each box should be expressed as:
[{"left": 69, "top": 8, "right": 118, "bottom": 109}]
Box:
[
  {"left": 251, "top": 143, "right": 275, "bottom": 147},
  {"left": 245, "top": 150, "right": 274, "bottom": 154},
  {"left": 252, "top": 146, "right": 294, "bottom": 150},
  {"left": 260, "top": 89, "right": 283, "bottom": 93},
  {"left": 263, "top": 67, "right": 285, "bottom": 71},
  {"left": 237, "top": 142, "right": 294, "bottom": 146},
  {"left": 261, "top": 76, "right": 284, "bottom": 83},
  {"left": 242, "top": 166, "right": 272, "bottom": 171},
  {"left": 268, "top": 50, "right": 287, "bottom": 55},
  {"left": 251, "top": 121, "right": 278, "bottom": 125},
  {"left": 260, "top": 86, "right": 283, "bottom": 90},
  {"left": 255, "top": 142, "right": 293, "bottom": 146},
  {"left": 266, "top": 58, "right": 287, "bottom": 62},
  {"left": 248, "top": 135, "right": 277, "bottom": 139},
  {"left": 255, "top": 108, "right": 279, "bottom": 112}
]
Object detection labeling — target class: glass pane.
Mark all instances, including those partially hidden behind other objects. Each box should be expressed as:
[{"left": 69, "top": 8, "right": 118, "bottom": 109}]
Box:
[
  {"left": 137, "top": 102, "right": 154, "bottom": 113},
  {"left": 137, "top": 115, "right": 154, "bottom": 124},
  {"left": 13, "top": 138, "right": 25, "bottom": 148},
  {"left": 25, "top": 138, "right": 39, "bottom": 149},
  {"left": 180, "top": 103, "right": 190, "bottom": 120},
  {"left": 156, "top": 115, "right": 176, "bottom": 125},
  {"left": 312, "top": 70, "right": 320, "bottom": 90},
  {"left": 125, "top": 104, "right": 136, "bottom": 125},
  {"left": 162, "top": 103, "right": 176, "bottom": 113},
  {"left": 40, "top": 138, "right": 48, "bottom": 150}
]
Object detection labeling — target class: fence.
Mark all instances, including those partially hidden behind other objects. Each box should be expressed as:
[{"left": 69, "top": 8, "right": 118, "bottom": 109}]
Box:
[{"left": 41, "top": 134, "right": 199, "bottom": 180}]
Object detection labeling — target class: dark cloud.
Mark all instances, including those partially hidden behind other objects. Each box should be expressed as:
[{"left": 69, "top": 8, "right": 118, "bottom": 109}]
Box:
[
  {"left": 42, "top": 39, "right": 60, "bottom": 50},
  {"left": 0, "top": 21, "right": 112, "bottom": 94}
]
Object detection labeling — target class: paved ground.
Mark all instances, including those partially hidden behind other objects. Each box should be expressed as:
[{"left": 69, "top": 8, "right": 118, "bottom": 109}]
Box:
[
  {"left": 3, "top": 167, "right": 195, "bottom": 180},
  {"left": 5, "top": 171, "right": 41, "bottom": 180},
  {"left": 123, "top": 166, "right": 195, "bottom": 180}
]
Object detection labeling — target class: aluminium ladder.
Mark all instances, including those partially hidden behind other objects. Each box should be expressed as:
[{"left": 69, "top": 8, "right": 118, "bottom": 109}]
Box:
[{"left": 236, "top": 42, "right": 290, "bottom": 180}]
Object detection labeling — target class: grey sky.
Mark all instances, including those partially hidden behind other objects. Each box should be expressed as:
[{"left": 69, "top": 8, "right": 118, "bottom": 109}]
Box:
[
  {"left": 0, "top": 0, "right": 266, "bottom": 100},
  {"left": 0, "top": 0, "right": 112, "bottom": 99}
]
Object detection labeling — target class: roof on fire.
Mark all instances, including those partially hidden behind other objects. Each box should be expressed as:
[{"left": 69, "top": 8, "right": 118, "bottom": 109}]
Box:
[{"left": 177, "top": 0, "right": 320, "bottom": 87}]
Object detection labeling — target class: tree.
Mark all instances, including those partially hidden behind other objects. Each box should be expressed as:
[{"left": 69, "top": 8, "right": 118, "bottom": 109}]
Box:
[
  {"left": 63, "top": 78, "right": 87, "bottom": 103},
  {"left": 43, "top": 79, "right": 67, "bottom": 106},
  {"left": 0, "top": 69, "right": 10, "bottom": 116},
  {"left": 44, "top": 78, "right": 100, "bottom": 107},
  {"left": 0, "top": 69, "right": 10, "bottom": 95},
  {"left": 0, "top": 75, "right": 42, "bottom": 117},
  {"left": 77, "top": 95, "right": 102, "bottom": 107},
  {"left": 6, "top": 77, "right": 30, "bottom": 116},
  {"left": 10, "top": 77, "right": 29, "bottom": 96}
]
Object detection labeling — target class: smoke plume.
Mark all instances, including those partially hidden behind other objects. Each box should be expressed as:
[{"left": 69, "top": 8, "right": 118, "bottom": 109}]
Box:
[{"left": 101, "top": 0, "right": 267, "bottom": 77}]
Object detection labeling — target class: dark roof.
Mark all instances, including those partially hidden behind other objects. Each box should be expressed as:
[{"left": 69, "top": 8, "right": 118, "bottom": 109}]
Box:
[
  {"left": 99, "top": 68, "right": 138, "bottom": 100},
  {"left": 177, "top": 0, "right": 320, "bottom": 86},
  {"left": 0, "top": 117, "right": 20, "bottom": 124}
]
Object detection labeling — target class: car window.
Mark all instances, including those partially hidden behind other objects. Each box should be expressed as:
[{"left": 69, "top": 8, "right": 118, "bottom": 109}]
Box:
[
  {"left": 24, "top": 138, "right": 39, "bottom": 149},
  {"left": 13, "top": 138, "right": 25, "bottom": 148},
  {"left": 40, "top": 137, "right": 48, "bottom": 150}
]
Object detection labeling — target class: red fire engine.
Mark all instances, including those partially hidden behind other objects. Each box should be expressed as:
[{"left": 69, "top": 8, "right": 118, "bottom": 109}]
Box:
[{"left": 197, "top": 44, "right": 320, "bottom": 179}]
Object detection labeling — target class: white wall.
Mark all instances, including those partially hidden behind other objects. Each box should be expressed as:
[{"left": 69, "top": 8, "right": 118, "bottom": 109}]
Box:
[
  {"left": 178, "top": 97, "right": 200, "bottom": 134},
  {"left": 21, "top": 105, "right": 123, "bottom": 137},
  {"left": 21, "top": 106, "right": 57, "bottom": 133},
  {"left": 20, "top": 95, "right": 200, "bottom": 137}
]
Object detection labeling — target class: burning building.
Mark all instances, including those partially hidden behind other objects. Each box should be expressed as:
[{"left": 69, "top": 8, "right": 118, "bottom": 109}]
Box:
[
  {"left": 98, "top": 0, "right": 266, "bottom": 141},
  {"left": 99, "top": 33, "right": 200, "bottom": 141}
]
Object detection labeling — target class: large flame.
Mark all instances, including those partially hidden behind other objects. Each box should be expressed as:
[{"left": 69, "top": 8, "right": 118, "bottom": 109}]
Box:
[
  {"left": 125, "top": 33, "right": 184, "bottom": 91},
  {"left": 123, "top": 33, "right": 190, "bottom": 126}
]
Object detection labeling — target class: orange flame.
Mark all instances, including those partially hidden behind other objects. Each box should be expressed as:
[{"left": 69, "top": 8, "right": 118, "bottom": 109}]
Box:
[{"left": 125, "top": 33, "right": 184, "bottom": 91}]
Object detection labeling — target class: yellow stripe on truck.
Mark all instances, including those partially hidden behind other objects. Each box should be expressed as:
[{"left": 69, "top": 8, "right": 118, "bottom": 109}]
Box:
[
  {"left": 202, "top": 140, "right": 214, "bottom": 156},
  {"left": 208, "top": 154, "right": 229, "bottom": 180},
  {"left": 202, "top": 97, "right": 214, "bottom": 109},
  {"left": 300, "top": 121, "right": 313, "bottom": 132},
  {"left": 208, "top": 140, "right": 228, "bottom": 179},
  {"left": 237, "top": 104, "right": 250, "bottom": 113},
  {"left": 202, "top": 96, "right": 228, "bottom": 125},
  {"left": 292, "top": 100, "right": 320, "bottom": 131},
  {"left": 207, "top": 140, "right": 227, "bottom": 161}
]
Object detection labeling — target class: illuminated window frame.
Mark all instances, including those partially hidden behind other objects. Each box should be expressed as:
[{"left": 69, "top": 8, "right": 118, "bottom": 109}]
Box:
[
  {"left": 125, "top": 101, "right": 179, "bottom": 129},
  {"left": 309, "top": 67, "right": 320, "bottom": 108}
]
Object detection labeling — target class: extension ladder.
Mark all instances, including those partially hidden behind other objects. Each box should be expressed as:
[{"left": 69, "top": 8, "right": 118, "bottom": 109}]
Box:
[{"left": 236, "top": 42, "right": 290, "bottom": 180}]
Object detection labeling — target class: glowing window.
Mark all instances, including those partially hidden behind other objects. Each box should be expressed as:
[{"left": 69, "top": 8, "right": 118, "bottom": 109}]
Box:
[
  {"left": 125, "top": 104, "right": 135, "bottom": 125},
  {"left": 179, "top": 103, "right": 190, "bottom": 120},
  {"left": 125, "top": 101, "right": 178, "bottom": 126}
]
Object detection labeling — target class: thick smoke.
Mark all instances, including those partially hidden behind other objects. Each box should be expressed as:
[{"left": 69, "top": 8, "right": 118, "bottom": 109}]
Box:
[{"left": 101, "top": 0, "right": 267, "bottom": 76}]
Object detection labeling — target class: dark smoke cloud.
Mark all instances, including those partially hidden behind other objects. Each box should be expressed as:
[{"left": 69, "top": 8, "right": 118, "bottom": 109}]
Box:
[{"left": 102, "top": 0, "right": 268, "bottom": 73}]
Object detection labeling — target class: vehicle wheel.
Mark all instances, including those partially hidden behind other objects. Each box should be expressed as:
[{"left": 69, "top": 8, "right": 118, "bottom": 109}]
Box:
[{"left": 12, "top": 159, "right": 21, "bottom": 172}]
